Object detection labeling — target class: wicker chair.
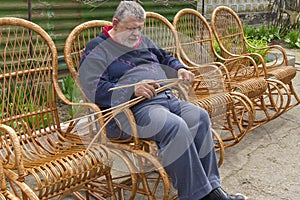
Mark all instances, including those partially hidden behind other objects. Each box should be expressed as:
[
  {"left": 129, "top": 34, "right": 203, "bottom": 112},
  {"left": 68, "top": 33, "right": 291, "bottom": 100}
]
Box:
[
  {"left": 144, "top": 11, "right": 254, "bottom": 147},
  {"left": 173, "top": 8, "right": 294, "bottom": 130},
  {"left": 211, "top": 6, "right": 300, "bottom": 114},
  {"left": 0, "top": 17, "right": 117, "bottom": 200},
  {"left": 64, "top": 20, "right": 176, "bottom": 200},
  {"left": 64, "top": 12, "right": 248, "bottom": 199}
]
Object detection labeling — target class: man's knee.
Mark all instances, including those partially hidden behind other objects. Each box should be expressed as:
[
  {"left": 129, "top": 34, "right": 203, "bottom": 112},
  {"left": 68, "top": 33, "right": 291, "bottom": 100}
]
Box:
[{"left": 198, "top": 107, "right": 210, "bottom": 124}]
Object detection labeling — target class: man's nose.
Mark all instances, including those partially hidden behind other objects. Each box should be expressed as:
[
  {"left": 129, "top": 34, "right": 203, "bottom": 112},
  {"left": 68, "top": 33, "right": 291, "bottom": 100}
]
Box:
[{"left": 132, "top": 28, "right": 140, "bottom": 35}]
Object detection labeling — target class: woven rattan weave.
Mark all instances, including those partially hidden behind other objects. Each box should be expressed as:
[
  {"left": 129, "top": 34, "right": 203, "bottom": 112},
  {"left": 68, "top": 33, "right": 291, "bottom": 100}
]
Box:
[
  {"left": 0, "top": 17, "right": 116, "bottom": 200},
  {"left": 173, "top": 8, "right": 296, "bottom": 132},
  {"left": 211, "top": 6, "right": 300, "bottom": 115}
]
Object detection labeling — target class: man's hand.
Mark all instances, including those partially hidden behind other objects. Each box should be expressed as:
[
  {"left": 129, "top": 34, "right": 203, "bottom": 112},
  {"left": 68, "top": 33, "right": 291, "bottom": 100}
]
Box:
[
  {"left": 134, "top": 80, "right": 160, "bottom": 99},
  {"left": 178, "top": 68, "right": 195, "bottom": 83}
]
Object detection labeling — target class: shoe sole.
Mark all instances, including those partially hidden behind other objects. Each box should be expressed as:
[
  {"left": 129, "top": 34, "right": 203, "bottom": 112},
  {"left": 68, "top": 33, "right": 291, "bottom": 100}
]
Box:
[{"left": 235, "top": 193, "right": 248, "bottom": 200}]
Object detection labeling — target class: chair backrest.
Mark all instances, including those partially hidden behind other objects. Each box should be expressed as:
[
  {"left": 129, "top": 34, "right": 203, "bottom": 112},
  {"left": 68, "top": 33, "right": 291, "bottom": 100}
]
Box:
[
  {"left": 64, "top": 20, "right": 112, "bottom": 92},
  {"left": 145, "top": 12, "right": 229, "bottom": 103},
  {"left": 211, "top": 6, "right": 248, "bottom": 58},
  {"left": 144, "top": 12, "right": 180, "bottom": 60},
  {"left": 144, "top": 12, "right": 199, "bottom": 100},
  {"left": 0, "top": 17, "right": 61, "bottom": 156},
  {"left": 173, "top": 8, "right": 216, "bottom": 65}
]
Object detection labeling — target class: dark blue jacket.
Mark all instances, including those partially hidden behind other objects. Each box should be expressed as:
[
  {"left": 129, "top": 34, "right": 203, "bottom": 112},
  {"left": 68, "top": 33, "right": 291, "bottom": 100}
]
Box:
[{"left": 79, "top": 26, "right": 186, "bottom": 108}]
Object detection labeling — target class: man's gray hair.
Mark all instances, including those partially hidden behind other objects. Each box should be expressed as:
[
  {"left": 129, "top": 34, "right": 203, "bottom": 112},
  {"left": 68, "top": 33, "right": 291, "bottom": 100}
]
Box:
[{"left": 113, "top": 1, "right": 146, "bottom": 21}]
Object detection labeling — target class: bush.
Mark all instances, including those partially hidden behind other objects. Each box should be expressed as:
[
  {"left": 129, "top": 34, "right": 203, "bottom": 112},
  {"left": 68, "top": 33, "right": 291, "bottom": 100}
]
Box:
[{"left": 243, "top": 24, "right": 299, "bottom": 49}]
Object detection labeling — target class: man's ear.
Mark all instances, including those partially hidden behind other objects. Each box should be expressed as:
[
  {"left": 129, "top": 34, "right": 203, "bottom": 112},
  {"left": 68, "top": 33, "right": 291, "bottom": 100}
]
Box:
[{"left": 112, "top": 18, "right": 119, "bottom": 30}]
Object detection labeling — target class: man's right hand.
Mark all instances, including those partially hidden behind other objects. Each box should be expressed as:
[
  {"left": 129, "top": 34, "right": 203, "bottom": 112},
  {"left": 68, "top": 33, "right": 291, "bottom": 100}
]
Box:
[{"left": 134, "top": 81, "right": 160, "bottom": 99}]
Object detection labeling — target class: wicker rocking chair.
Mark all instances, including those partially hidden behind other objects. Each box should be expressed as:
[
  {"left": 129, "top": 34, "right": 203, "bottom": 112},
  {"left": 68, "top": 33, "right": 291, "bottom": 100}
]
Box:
[
  {"left": 211, "top": 6, "right": 300, "bottom": 115},
  {"left": 145, "top": 12, "right": 242, "bottom": 155},
  {"left": 64, "top": 12, "right": 244, "bottom": 199},
  {"left": 144, "top": 11, "right": 254, "bottom": 148},
  {"left": 0, "top": 17, "right": 116, "bottom": 200},
  {"left": 173, "top": 8, "right": 293, "bottom": 132},
  {"left": 64, "top": 19, "right": 177, "bottom": 200}
]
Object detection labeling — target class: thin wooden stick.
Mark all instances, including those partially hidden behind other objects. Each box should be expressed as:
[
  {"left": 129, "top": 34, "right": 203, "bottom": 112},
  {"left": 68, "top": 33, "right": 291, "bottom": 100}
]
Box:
[
  {"left": 108, "top": 78, "right": 180, "bottom": 91},
  {"left": 64, "top": 78, "right": 186, "bottom": 125},
  {"left": 78, "top": 78, "right": 187, "bottom": 160}
]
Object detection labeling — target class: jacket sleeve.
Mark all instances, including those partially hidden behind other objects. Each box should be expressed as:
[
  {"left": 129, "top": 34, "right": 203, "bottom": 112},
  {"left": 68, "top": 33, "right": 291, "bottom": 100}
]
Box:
[
  {"left": 79, "top": 44, "right": 134, "bottom": 108},
  {"left": 79, "top": 45, "right": 116, "bottom": 107}
]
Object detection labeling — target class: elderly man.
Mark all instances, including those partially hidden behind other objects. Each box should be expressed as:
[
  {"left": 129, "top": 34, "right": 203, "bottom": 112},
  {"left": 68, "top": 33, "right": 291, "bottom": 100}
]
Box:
[{"left": 79, "top": 1, "right": 246, "bottom": 200}]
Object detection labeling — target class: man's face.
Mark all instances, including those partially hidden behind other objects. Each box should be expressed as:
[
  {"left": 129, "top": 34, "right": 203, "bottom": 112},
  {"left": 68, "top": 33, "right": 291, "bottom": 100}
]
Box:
[{"left": 114, "top": 16, "right": 145, "bottom": 48}]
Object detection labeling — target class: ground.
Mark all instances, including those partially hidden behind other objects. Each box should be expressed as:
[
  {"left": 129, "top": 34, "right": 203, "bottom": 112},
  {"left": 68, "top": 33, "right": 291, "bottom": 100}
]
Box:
[
  {"left": 57, "top": 100, "right": 72, "bottom": 122},
  {"left": 219, "top": 49, "right": 300, "bottom": 200}
]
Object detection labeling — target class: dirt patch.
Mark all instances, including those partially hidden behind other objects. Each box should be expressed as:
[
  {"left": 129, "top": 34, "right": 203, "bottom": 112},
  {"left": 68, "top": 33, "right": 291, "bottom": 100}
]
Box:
[{"left": 57, "top": 101, "right": 72, "bottom": 122}]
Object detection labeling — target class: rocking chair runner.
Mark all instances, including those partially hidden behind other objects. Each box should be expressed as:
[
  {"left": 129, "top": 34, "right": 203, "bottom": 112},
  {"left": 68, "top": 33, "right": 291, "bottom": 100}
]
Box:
[
  {"left": 211, "top": 6, "right": 300, "bottom": 113},
  {"left": 0, "top": 17, "right": 116, "bottom": 200}
]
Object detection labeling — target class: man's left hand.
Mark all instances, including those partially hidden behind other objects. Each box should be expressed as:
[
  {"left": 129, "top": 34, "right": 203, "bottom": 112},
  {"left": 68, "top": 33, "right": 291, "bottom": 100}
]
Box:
[{"left": 178, "top": 68, "right": 195, "bottom": 83}]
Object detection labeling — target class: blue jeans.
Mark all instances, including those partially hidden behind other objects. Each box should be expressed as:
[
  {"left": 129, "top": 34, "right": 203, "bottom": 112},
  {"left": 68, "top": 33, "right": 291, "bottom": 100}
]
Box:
[{"left": 107, "top": 91, "right": 220, "bottom": 200}]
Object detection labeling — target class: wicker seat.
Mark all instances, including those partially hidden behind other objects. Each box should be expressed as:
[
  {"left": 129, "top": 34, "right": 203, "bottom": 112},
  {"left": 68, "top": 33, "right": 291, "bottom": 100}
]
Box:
[
  {"left": 0, "top": 17, "right": 116, "bottom": 200},
  {"left": 211, "top": 6, "right": 300, "bottom": 114},
  {"left": 173, "top": 8, "right": 294, "bottom": 131}
]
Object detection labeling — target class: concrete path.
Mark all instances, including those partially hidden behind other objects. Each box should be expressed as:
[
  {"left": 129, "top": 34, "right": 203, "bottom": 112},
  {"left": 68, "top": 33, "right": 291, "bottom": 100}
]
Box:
[{"left": 220, "top": 51, "right": 300, "bottom": 200}]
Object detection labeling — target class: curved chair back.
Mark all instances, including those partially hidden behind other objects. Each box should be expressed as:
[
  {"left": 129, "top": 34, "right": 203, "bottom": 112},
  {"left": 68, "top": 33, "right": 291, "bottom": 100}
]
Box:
[
  {"left": 144, "top": 12, "right": 181, "bottom": 60},
  {"left": 173, "top": 8, "right": 216, "bottom": 65},
  {"left": 0, "top": 17, "right": 115, "bottom": 199},
  {"left": 64, "top": 20, "right": 112, "bottom": 93},
  {"left": 211, "top": 6, "right": 247, "bottom": 58}
]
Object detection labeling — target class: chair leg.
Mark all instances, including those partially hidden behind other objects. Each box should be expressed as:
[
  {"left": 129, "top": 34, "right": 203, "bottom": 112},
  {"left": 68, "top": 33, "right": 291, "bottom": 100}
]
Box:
[
  {"left": 211, "top": 128, "right": 225, "bottom": 167},
  {"left": 105, "top": 171, "right": 117, "bottom": 200}
]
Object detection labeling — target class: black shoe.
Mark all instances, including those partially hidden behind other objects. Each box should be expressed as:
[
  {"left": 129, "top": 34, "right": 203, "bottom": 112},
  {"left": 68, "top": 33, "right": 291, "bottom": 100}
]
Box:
[{"left": 201, "top": 187, "right": 247, "bottom": 200}]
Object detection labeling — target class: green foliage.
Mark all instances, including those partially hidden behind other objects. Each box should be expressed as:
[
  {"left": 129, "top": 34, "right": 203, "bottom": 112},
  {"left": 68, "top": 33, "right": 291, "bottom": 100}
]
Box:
[
  {"left": 61, "top": 74, "right": 82, "bottom": 117},
  {"left": 243, "top": 24, "right": 299, "bottom": 49},
  {"left": 61, "top": 74, "right": 75, "bottom": 101},
  {"left": 245, "top": 37, "right": 270, "bottom": 62},
  {"left": 245, "top": 37, "right": 268, "bottom": 52},
  {"left": 284, "top": 30, "right": 300, "bottom": 48},
  {"left": 0, "top": 83, "right": 52, "bottom": 129},
  {"left": 243, "top": 25, "right": 281, "bottom": 43}
]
